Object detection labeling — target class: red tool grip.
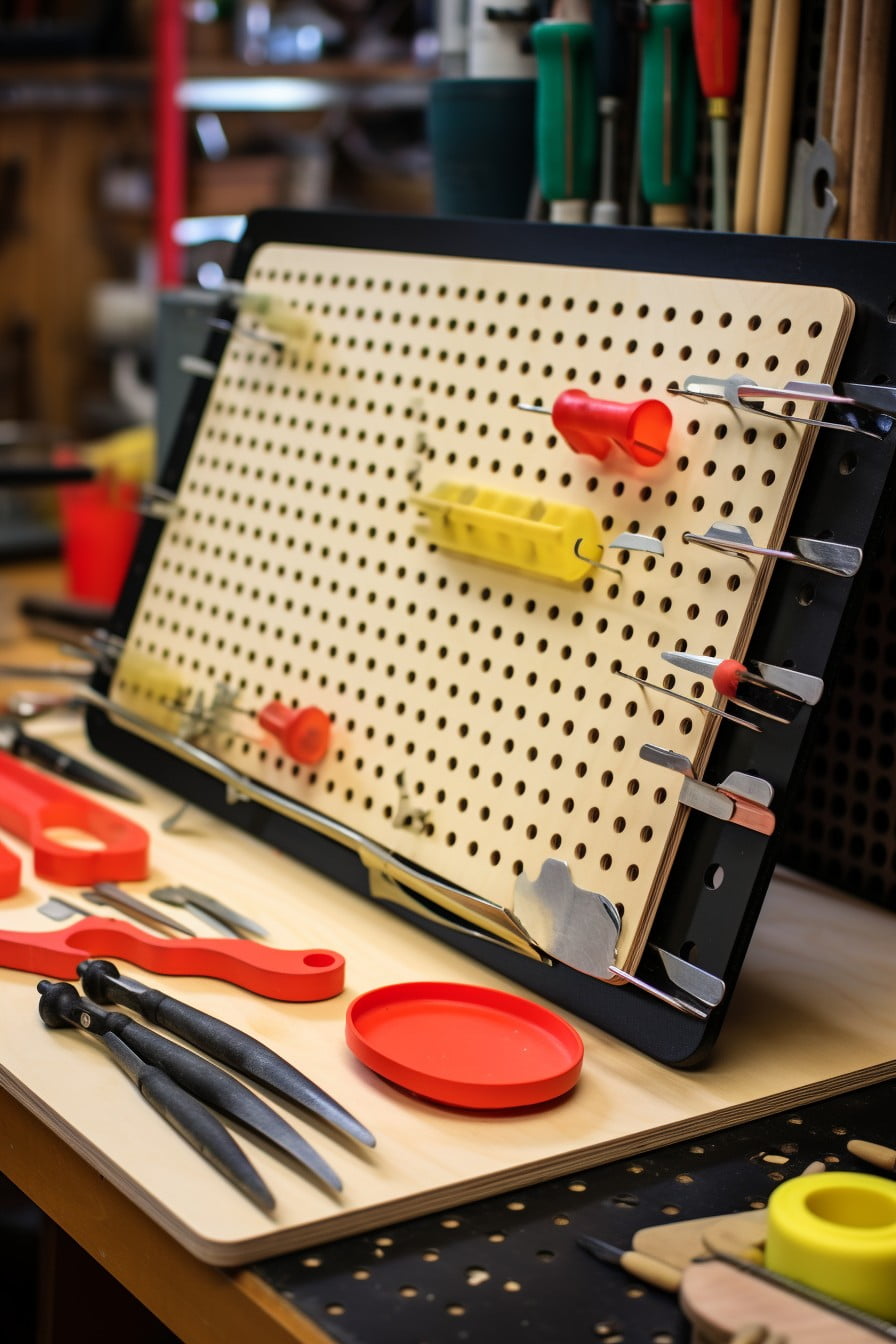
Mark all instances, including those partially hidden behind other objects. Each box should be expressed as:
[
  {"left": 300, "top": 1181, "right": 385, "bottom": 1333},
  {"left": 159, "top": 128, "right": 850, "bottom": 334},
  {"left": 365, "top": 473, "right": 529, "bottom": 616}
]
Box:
[
  {"left": 0, "top": 917, "right": 345, "bottom": 1001},
  {"left": 691, "top": 0, "right": 741, "bottom": 100},
  {"left": 258, "top": 701, "right": 331, "bottom": 765},
  {"left": 551, "top": 390, "right": 671, "bottom": 467},
  {"left": 712, "top": 658, "right": 747, "bottom": 700},
  {"left": 0, "top": 750, "right": 149, "bottom": 886},
  {"left": 0, "top": 841, "right": 21, "bottom": 899}
]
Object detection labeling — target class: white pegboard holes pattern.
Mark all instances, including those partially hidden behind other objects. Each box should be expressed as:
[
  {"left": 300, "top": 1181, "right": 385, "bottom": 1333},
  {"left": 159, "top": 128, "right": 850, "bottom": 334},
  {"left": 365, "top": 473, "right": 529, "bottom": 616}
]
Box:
[{"left": 115, "top": 244, "right": 851, "bottom": 967}]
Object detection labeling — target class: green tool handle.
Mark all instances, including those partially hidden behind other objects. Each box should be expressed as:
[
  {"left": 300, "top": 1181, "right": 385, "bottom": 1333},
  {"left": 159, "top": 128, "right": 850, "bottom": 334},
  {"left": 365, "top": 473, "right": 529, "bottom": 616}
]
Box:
[
  {"left": 638, "top": 0, "right": 698, "bottom": 226},
  {"left": 531, "top": 19, "right": 596, "bottom": 219}
]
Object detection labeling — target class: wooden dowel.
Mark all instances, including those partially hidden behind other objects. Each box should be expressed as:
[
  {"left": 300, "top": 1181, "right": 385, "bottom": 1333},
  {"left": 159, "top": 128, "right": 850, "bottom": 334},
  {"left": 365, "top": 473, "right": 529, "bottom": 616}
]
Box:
[
  {"left": 827, "top": 0, "right": 863, "bottom": 239},
  {"left": 815, "top": 0, "right": 842, "bottom": 143},
  {"left": 847, "top": 0, "right": 893, "bottom": 239},
  {"left": 754, "top": 0, "right": 801, "bottom": 236},
  {"left": 733, "top": 0, "right": 774, "bottom": 233}
]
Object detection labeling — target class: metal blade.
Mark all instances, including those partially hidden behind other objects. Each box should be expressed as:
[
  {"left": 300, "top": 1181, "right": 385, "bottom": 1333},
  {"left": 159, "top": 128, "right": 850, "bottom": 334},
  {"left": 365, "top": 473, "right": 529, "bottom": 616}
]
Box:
[
  {"left": 38, "top": 897, "right": 92, "bottom": 922},
  {"left": 78, "top": 959, "right": 375, "bottom": 1148},
  {"left": 512, "top": 860, "right": 709, "bottom": 1017},
  {"left": 609, "top": 532, "right": 665, "bottom": 555},
  {"left": 649, "top": 947, "right": 725, "bottom": 1009},
  {"left": 753, "top": 661, "right": 824, "bottom": 705},
  {"left": 638, "top": 742, "right": 697, "bottom": 777},
  {"left": 718, "top": 772, "right": 774, "bottom": 808},
  {"left": 660, "top": 650, "right": 721, "bottom": 678},
  {"left": 791, "top": 537, "right": 862, "bottom": 577},
  {"left": 678, "top": 778, "right": 736, "bottom": 821},
  {"left": 84, "top": 884, "right": 195, "bottom": 938},
  {"left": 152, "top": 885, "right": 269, "bottom": 939},
  {"left": 512, "top": 858, "right": 621, "bottom": 981},
  {"left": 184, "top": 905, "right": 239, "bottom": 939}
]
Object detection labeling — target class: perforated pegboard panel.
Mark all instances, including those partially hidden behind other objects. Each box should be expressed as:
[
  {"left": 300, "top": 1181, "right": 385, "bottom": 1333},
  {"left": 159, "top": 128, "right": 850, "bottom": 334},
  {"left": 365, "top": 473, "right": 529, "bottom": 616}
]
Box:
[{"left": 90, "top": 214, "right": 896, "bottom": 1063}]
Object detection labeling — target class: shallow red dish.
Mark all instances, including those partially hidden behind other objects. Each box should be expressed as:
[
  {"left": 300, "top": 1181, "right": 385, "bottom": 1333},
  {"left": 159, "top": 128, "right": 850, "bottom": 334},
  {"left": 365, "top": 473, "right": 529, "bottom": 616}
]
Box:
[{"left": 345, "top": 981, "right": 584, "bottom": 1109}]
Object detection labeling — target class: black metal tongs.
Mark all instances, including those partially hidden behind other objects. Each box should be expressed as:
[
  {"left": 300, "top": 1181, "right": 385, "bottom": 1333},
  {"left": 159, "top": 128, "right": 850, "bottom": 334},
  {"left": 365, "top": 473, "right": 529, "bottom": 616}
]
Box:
[{"left": 37, "top": 960, "right": 376, "bottom": 1210}]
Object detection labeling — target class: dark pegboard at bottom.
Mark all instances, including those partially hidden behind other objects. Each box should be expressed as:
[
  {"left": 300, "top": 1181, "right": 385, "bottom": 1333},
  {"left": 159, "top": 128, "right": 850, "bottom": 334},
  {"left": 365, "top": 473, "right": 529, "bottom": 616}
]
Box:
[{"left": 252, "top": 1079, "right": 896, "bottom": 1344}]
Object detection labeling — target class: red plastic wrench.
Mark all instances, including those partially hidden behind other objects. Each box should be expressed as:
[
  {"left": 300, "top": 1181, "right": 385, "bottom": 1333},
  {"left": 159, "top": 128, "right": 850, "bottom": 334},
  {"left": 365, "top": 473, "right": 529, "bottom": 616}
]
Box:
[
  {"left": 0, "top": 917, "right": 345, "bottom": 1000},
  {"left": 0, "top": 749, "right": 149, "bottom": 891}
]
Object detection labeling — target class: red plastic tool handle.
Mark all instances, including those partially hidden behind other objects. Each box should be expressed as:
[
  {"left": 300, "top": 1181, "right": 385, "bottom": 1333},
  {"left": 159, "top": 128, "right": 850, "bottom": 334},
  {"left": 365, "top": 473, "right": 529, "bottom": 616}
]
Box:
[
  {"left": 0, "top": 841, "right": 21, "bottom": 899},
  {"left": 0, "top": 750, "right": 149, "bottom": 885},
  {"left": 551, "top": 390, "right": 671, "bottom": 467},
  {"left": 691, "top": 0, "right": 741, "bottom": 100},
  {"left": 0, "top": 917, "right": 345, "bottom": 1001}
]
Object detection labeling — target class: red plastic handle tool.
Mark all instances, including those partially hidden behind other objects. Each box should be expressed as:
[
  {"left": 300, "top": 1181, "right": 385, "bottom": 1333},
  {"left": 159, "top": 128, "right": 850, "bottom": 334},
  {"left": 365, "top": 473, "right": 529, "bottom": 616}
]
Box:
[
  {"left": 0, "top": 917, "right": 345, "bottom": 1001},
  {"left": 0, "top": 841, "right": 21, "bottom": 899},
  {"left": 691, "top": 0, "right": 741, "bottom": 101},
  {"left": 551, "top": 391, "right": 671, "bottom": 467},
  {"left": 0, "top": 749, "right": 149, "bottom": 885}
]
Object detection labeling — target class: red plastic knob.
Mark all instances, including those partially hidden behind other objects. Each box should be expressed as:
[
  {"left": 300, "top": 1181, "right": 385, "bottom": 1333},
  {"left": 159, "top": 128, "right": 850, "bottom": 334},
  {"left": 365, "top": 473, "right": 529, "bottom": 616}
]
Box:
[
  {"left": 712, "top": 659, "right": 747, "bottom": 700},
  {"left": 551, "top": 390, "right": 671, "bottom": 467},
  {"left": 258, "top": 701, "right": 331, "bottom": 765}
]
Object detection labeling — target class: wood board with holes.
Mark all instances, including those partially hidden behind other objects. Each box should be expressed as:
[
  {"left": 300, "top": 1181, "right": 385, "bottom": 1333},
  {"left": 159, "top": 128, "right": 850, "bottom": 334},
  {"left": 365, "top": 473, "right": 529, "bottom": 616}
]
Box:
[
  {"left": 108, "top": 232, "right": 852, "bottom": 984},
  {"left": 0, "top": 739, "right": 895, "bottom": 1267}
]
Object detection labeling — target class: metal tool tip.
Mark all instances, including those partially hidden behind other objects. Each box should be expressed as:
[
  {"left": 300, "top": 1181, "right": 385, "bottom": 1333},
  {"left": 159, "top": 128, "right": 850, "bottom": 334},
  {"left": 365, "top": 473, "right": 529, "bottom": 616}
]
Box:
[{"left": 576, "top": 1235, "right": 623, "bottom": 1265}]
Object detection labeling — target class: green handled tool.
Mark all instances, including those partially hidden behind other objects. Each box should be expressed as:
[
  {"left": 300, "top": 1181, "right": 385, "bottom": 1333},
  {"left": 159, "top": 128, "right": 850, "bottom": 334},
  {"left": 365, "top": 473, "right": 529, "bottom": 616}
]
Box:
[
  {"left": 531, "top": 19, "right": 596, "bottom": 222},
  {"left": 638, "top": 0, "right": 698, "bottom": 226}
]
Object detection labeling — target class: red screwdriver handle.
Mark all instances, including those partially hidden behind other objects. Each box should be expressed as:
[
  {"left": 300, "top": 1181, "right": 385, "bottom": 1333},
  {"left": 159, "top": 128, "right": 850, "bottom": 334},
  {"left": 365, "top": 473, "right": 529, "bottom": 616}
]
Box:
[
  {"left": 551, "top": 390, "right": 671, "bottom": 467},
  {"left": 0, "top": 917, "right": 345, "bottom": 1001},
  {"left": 691, "top": 0, "right": 741, "bottom": 101}
]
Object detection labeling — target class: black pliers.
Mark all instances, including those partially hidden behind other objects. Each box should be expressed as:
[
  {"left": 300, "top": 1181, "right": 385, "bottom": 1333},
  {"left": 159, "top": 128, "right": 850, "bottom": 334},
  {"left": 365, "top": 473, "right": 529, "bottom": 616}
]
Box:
[{"left": 37, "top": 959, "right": 375, "bottom": 1209}]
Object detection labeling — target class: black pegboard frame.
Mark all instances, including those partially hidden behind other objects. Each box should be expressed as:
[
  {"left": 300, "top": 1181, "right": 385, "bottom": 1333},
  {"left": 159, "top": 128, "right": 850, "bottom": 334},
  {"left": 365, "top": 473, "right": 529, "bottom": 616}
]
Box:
[{"left": 87, "top": 212, "right": 896, "bottom": 1067}]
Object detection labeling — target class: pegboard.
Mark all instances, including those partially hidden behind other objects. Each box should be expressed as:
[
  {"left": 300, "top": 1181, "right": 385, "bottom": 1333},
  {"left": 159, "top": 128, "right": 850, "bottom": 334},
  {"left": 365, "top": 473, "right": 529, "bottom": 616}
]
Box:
[{"left": 89, "top": 213, "right": 896, "bottom": 1064}]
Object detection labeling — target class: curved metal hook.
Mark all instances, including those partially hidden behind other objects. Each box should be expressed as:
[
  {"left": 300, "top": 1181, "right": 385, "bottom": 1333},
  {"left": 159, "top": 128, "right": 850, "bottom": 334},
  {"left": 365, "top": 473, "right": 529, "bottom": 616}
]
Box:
[{"left": 573, "top": 537, "right": 622, "bottom": 578}]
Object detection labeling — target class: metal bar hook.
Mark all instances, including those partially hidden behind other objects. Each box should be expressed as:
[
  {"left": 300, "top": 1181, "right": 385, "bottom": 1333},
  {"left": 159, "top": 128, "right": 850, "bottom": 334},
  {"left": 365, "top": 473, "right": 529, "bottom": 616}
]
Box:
[{"left": 573, "top": 537, "right": 622, "bottom": 577}]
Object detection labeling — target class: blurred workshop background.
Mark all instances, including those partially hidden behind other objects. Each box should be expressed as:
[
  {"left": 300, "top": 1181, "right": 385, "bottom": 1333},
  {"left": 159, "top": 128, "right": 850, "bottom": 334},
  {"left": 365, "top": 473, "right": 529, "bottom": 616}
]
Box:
[{"left": 2, "top": 0, "right": 895, "bottom": 567}]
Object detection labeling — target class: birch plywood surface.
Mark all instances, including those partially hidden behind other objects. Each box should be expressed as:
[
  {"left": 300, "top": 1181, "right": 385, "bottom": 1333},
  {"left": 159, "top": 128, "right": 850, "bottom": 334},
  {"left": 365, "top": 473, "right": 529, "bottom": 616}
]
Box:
[
  {"left": 0, "top": 750, "right": 892, "bottom": 1267},
  {"left": 110, "top": 245, "right": 852, "bottom": 972}
]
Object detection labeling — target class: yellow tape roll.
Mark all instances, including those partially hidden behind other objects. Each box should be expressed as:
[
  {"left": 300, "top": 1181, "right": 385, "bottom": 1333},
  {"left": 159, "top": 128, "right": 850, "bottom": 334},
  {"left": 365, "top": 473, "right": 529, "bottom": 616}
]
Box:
[{"left": 765, "top": 1171, "right": 896, "bottom": 1322}]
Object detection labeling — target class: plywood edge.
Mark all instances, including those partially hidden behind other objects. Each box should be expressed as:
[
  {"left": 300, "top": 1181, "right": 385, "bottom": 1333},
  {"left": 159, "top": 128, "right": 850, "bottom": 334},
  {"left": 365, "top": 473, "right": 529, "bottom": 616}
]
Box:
[{"left": 9, "top": 1055, "right": 893, "bottom": 1267}]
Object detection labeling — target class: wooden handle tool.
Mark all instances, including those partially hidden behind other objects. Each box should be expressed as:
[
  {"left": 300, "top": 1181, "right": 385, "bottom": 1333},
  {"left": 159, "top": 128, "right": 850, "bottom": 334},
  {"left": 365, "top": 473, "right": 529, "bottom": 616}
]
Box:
[
  {"left": 754, "top": 0, "right": 801, "bottom": 235},
  {"left": 827, "top": 0, "right": 863, "bottom": 239},
  {"left": 733, "top": 0, "right": 774, "bottom": 232},
  {"left": 847, "top": 0, "right": 893, "bottom": 239}
]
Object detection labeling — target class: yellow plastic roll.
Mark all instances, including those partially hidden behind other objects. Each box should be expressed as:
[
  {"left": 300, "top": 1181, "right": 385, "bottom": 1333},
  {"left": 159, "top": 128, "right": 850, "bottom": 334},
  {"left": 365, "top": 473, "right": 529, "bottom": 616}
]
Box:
[
  {"left": 765, "top": 1171, "right": 896, "bottom": 1322},
  {"left": 412, "top": 482, "right": 602, "bottom": 584},
  {"left": 112, "top": 650, "right": 189, "bottom": 736}
]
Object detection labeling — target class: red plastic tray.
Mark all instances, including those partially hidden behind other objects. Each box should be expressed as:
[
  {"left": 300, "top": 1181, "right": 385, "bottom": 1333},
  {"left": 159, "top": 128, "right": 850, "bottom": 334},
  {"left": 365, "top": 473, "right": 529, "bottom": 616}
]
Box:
[{"left": 345, "top": 981, "right": 583, "bottom": 1109}]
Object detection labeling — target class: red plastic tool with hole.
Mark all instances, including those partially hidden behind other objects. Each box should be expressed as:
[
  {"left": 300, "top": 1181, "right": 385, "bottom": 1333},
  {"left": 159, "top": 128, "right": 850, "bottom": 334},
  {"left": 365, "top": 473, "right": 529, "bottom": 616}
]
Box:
[
  {"left": 0, "top": 917, "right": 345, "bottom": 1000},
  {"left": 0, "top": 750, "right": 149, "bottom": 887},
  {"left": 345, "top": 981, "right": 583, "bottom": 1108},
  {"left": 0, "top": 843, "right": 21, "bottom": 899}
]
